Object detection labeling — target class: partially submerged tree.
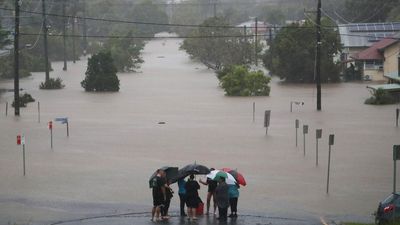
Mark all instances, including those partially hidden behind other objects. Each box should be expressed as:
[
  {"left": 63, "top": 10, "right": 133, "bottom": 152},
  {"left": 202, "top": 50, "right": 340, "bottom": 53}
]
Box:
[
  {"left": 181, "top": 17, "right": 253, "bottom": 70},
  {"left": 131, "top": 0, "right": 169, "bottom": 37},
  {"left": 102, "top": 31, "right": 144, "bottom": 72},
  {"left": 264, "top": 18, "right": 341, "bottom": 83},
  {"left": 81, "top": 51, "right": 120, "bottom": 92},
  {"left": 219, "top": 65, "right": 271, "bottom": 96}
]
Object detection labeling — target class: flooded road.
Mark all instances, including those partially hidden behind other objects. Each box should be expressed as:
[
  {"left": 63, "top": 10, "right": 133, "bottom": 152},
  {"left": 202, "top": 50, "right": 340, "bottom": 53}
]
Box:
[{"left": 0, "top": 34, "right": 399, "bottom": 224}]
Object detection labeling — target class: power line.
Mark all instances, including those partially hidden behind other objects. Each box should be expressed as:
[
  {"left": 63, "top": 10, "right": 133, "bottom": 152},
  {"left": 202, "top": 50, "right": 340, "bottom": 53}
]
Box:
[
  {"left": 0, "top": 6, "right": 342, "bottom": 30},
  {"left": 17, "top": 31, "right": 400, "bottom": 41}
]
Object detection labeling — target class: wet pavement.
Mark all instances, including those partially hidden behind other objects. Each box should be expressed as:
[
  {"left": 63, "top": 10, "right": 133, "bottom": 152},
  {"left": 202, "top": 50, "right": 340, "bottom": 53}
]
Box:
[
  {"left": 49, "top": 213, "right": 322, "bottom": 225},
  {"left": 0, "top": 33, "right": 398, "bottom": 225}
]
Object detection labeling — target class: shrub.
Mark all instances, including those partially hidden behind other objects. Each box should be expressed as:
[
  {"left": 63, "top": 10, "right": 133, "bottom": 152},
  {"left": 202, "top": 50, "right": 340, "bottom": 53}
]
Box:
[
  {"left": 12, "top": 93, "right": 35, "bottom": 108},
  {"left": 39, "top": 78, "right": 65, "bottom": 89},
  {"left": 220, "top": 65, "right": 271, "bottom": 96},
  {"left": 81, "top": 51, "right": 120, "bottom": 92},
  {"left": 364, "top": 88, "right": 396, "bottom": 105}
]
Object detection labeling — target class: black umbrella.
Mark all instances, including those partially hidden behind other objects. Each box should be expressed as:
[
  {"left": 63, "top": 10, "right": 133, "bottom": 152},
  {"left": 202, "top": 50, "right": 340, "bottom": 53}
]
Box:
[
  {"left": 149, "top": 166, "right": 178, "bottom": 188},
  {"left": 170, "top": 163, "right": 210, "bottom": 183}
]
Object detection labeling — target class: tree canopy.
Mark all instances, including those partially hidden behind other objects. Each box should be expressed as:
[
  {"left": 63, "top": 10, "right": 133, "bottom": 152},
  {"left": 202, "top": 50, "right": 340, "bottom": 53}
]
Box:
[
  {"left": 81, "top": 51, "right": 120, "bottom": 92},
  {"left": 101, "top": 30, "right": 145, "bottom": 72},
  {"left": 181, "top": 17, "right": 253, "bottom": 70},
  {"left": 131, "top": 0, "right": 169, "bottom": 36},
  {"left": 264, "top": 18, "right": 341, "bottom": 83},
  {"left": 219, "top": 65, "right": 271, "bottom": 96}
]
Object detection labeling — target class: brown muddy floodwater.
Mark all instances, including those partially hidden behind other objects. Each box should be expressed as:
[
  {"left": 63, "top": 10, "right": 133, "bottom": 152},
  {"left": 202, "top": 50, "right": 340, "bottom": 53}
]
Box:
[{"left": 0, "top": 33, "right": 399, "bottom": 224}]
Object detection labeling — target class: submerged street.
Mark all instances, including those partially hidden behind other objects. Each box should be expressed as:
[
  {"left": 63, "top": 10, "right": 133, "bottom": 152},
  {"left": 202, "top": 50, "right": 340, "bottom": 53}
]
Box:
[{"left": 0, "top": 35, "right": 399, "bottom": 225}]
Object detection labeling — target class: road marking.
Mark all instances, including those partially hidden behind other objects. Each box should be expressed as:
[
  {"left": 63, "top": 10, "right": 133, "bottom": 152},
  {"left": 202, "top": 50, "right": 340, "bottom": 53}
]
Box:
[{"left": 320, "top": 216, "right": 329, "bottom": 225}]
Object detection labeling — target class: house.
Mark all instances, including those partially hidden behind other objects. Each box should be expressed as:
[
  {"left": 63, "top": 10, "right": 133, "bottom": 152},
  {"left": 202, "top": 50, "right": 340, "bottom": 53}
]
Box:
[
  {"left": 351, "top": 38, "right": 397, "bottom": 81},
  {"left": 382, "top": 33, "right": 400, "bottom": 84},
  {"left": 338, "top": 22, "right": 400, "bottom": 62},
  {"left": 366, "top": 33, "right": 400, "bottom": 93},
  {"left": 236, "top": 19, "right": 274, "bottom": 43}
]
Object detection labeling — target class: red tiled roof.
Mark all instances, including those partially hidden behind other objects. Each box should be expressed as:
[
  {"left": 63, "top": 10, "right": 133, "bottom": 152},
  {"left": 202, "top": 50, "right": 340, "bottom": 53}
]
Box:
[{"left": 352, "top": 38, "right": 398, "bottom": 60}]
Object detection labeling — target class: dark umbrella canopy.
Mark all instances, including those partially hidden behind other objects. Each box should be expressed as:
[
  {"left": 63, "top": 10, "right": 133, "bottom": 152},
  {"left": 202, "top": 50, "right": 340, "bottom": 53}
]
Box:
[
  {"left": 170, "top": 163, "right": 210, "bottom": 183},
  {"left": 149, "top": 166, "right": 178, "bottom": 188}
]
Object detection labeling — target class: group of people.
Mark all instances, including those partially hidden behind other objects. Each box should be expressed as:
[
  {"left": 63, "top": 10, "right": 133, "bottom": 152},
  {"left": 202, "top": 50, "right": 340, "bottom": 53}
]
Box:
[{"left": 150, "top": 168, "right": 240, "bottom": 222}]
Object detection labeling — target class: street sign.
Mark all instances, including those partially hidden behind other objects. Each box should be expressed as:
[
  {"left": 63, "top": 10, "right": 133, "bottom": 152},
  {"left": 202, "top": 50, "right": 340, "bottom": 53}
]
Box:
[
  {"left": 394, "top": 145, "right": 400, "bottom": 161},
  {"left": 55, "top": 117, "right": 68, "bottom": 124},
  {"left": 17, "top": 135, "right": 21, "bottom": 145},
  {"left": 264, "top": 110, "right": 271, "bottom": 128},
  {"left": 316, "top": 129, "right": 322, "bottom": 139},
  {"left": 295, "top": 119, "right": 299, "bottom": 128},
  {"left": 394, "top": 145, "right": 400, "bottom": 193},
  {"left": 303, "top": 125, "right": 308, "bottom": 134},
  {"left": 329, "top": 134, "right": 335, "bottom": 146}
]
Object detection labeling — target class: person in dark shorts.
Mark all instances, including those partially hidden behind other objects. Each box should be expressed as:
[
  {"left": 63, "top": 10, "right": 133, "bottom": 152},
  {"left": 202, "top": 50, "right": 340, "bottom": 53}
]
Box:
[
  {"left": 151, "top": 169, "right": 166, "bottom": 222},
  {"left": 215, "top": 177, "right": 229, "bottom": 222},
  {"left": 200, "top": 168, "right": 217, "bottom": 215},
  {"left": 185, "top": 174, "right": 200, "bottom": 221}
]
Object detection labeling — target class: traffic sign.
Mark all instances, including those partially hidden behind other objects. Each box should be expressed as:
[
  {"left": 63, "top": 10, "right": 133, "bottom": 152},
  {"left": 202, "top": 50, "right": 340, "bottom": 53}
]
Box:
[{"left": 17, "top": 135, "right": 21, "bottom": 145}]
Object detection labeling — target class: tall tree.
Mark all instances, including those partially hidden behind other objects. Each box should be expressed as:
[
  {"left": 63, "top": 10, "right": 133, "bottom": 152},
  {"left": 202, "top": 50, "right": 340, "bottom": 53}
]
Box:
[
  {"left": 264, "top": 18, "right": 341, "bottom": 83},
  {"left": 131, "top": 0, "right": 169, "bottom": 36},
  {"left": 181, "top": 17, "right": 253, "bottom": 70},
  {"left": 102, "top": 30, "right": 145, "bottom": 72}
]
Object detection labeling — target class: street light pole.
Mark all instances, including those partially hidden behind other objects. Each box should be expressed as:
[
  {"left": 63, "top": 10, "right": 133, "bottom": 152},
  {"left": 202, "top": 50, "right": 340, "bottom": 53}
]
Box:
[{"left": 13, "top": 0, "right": 20, "bottom": 116}]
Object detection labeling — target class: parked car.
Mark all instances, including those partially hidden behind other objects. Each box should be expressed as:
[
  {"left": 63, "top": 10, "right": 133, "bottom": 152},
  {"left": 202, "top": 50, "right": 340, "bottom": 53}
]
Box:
[{"left": 375, "top": 193, "right": 400, "bottom": 224}]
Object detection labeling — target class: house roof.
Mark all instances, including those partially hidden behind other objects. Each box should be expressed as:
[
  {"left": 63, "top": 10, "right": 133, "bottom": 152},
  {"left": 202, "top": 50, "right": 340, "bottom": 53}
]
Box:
[
  {"left": 352, "top": 38, "right": 398, "bottom": 60},
  {"left": 339, "top": 22, "right": 400, "bottom": 48}
]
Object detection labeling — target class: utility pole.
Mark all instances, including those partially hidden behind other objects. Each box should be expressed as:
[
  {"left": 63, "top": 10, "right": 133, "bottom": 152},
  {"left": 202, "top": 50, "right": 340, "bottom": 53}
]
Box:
[
  {"left": 82, "top": 0, "right": 87, "bottom": 56},
  {"left": 62, "top": 0, "right": 67, "bottom": 71},
  {"left": 255, "top": 17, "right": 258, "bottom": 66},
  {"left": 316, "top": 0, "right": 322, "bottom": 111},
  {"left": 72, "top": 0, "right": 76, "bottom": 63},
  {"left": 213, "top": 0, "right": 217, "bottom": 17},
  {"left": 14, "top": 0, "right": 20, "bottom": 116},
  {"left": 244, "top": 25, "right": 248, "bottom": 63},
  {"left": 42, "top": 0, "right": 50, "bottom": 83}
]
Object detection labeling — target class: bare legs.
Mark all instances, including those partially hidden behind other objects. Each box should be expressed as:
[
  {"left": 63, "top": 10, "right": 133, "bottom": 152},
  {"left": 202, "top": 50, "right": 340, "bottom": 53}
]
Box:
[{"left": 206, "top": 192, "right": 216, "bottom": 214}]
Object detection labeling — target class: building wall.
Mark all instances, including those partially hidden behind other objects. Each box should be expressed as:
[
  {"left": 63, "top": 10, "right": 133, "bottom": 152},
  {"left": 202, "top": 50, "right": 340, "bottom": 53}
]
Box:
[
  {"left": 363, "top": 68, "right": 385, "bottom": 81},
  {"left": 384, "top": 42, "right": 400, "bottom": 78}
]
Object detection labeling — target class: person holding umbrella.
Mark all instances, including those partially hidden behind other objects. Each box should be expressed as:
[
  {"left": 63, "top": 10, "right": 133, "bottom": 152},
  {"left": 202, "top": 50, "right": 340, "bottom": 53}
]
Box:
[
  {"left": 151, "top": 169, "right": 166, "bottom": 222},
  {"left": 185, "top": 174, "right": 200, "bottom": 221},
  {"left": 215, "top": 176, "right": 229, "bottom": 222},
  {"left": 199, "top": 168, "right": 217, "bottom": 215}
]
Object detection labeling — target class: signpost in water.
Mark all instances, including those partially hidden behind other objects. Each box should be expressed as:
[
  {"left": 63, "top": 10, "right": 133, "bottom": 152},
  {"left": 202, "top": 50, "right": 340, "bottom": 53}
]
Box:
[{"left": 55, "top": 117, "right": 69, "bottom": 137}]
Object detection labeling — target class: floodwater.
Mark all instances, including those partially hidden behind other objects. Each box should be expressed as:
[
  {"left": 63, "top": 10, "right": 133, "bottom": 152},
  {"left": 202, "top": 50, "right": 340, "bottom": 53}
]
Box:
[{"left": 0, "top": 33, "right": 399, "bottom": 224}]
